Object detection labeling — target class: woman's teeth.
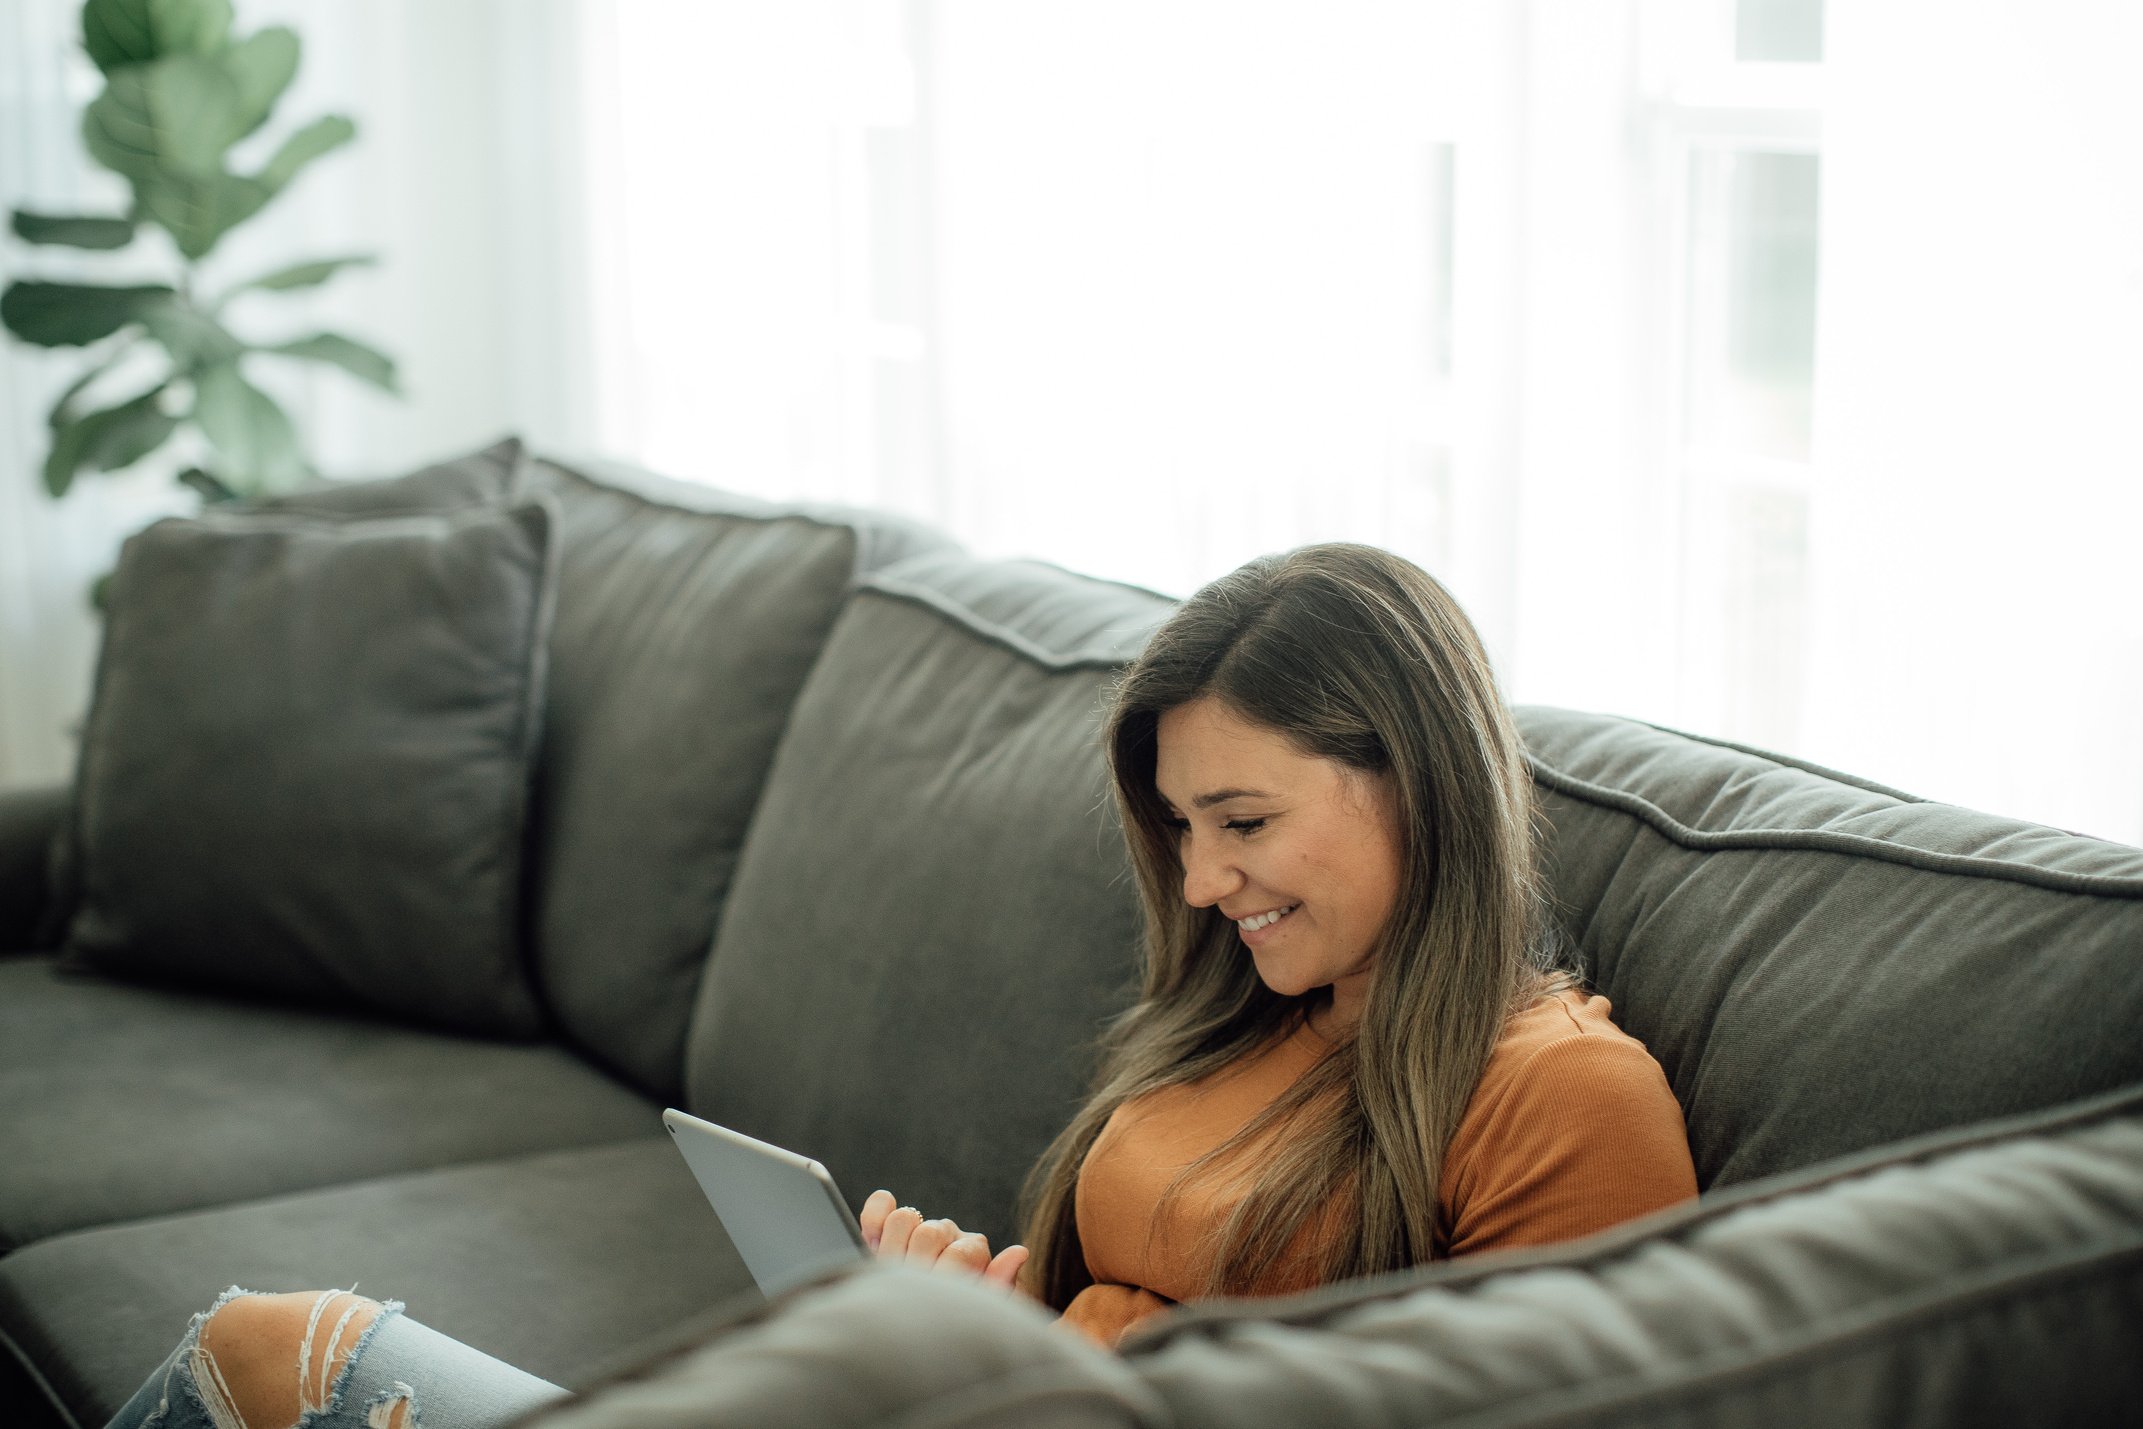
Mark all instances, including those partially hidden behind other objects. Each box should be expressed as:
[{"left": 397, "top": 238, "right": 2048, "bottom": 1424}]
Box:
[{"left": 1238, "top": 905, "right": 1297, "bottom": 932}]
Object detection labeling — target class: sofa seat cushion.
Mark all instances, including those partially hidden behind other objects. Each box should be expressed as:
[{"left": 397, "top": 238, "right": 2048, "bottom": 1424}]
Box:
[
  {"left": 1515, "top": 706, "right": 2143, "bottom": 1189},
  {"left": 0, "top": 1139, "right": 753, "bottom": 1429},
  {"left": 0, "top": 957, "right": 658, "bottom": 1252}
]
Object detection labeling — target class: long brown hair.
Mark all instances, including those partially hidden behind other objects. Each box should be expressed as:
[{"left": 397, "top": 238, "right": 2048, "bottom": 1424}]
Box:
[{"left": 1018, "top": 542, "right": 1572, "bottom": 1305}]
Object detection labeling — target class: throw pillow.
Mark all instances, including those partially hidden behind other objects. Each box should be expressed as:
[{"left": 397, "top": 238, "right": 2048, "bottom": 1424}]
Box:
[
  {"left": 57, "top": 498, "right": 560, "bottom": 1037},
  {"left": 31, "top": 437, "right": 532, "bottom": 953},
  {"left": 258, "top": 435, "right": 528, "bottom": 518}
]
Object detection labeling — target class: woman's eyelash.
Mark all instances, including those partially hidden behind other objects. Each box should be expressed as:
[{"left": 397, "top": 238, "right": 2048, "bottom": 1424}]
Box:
[{"left": 1162, "top": 816, "right": 1267, "bottom": 834}]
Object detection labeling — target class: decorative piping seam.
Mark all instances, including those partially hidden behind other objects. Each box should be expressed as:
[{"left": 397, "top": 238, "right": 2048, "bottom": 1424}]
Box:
[
  {"left": 1422, "top": 1236, "right": 2143, "bottom": 1429},
  {"left": 1595, "top": 711, "right": 1930, "bottom": 802},
  {"left": 542, "top": 455, "right": 910, "bottom": 537},
  {"left": 1524, "top": 755, "right": 2143, "bottom": 897},
  {"left": 856, "top": 575, "right": 1163, "bottom": 672}
]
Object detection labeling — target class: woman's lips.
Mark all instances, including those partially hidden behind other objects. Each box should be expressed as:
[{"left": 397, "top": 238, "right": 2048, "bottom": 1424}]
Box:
[{"left": 1237, "top": 903, "right": 1298, "bottom": 947}]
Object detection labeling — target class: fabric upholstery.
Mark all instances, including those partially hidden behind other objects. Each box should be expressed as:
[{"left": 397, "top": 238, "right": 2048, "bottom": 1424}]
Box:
[
  {"left": 0, "top": 1139, "right": 750, "bottom": 1429},
  {"left": 0, "top": 956, "right": 656, "bottom": 1253},
  {"left": 0, "top": 785, "right": 66, "bottom": 954},
  {"left": 519, "top": 1080, "right": 2143, "bottom": 1429},
  {"left": 1515, "top": 706, "right": 2143, "bottom": 1188},
  {"left": 56, "top": 500, "right": 560, "bottom": 1037},
  {"left": 515, "top": 456, "right": 954, "bottom": 1098},
  {"left": 683, "top": 555, "right": 1176, "bottom": 1248}
]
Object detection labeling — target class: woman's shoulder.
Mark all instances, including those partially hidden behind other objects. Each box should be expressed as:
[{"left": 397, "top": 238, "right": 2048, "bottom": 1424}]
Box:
[
  {"left": 1440, "top": 986, "right": 1699, "bottom": 1254},
  {"left": 1471, "top": 987, "right": 1672, "bottom": 1118}
]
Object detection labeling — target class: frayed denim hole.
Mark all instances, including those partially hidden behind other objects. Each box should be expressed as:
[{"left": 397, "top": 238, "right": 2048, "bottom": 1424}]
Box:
[
  {"left": 293, "top": 1298, "right": 407, "bottom": 1429},
  {"left": 362, "top": 1381, "right": 420, "bottom": 1429},
  {"left": 141, "top": 1287, "right": 261, "bottom": 1429}
]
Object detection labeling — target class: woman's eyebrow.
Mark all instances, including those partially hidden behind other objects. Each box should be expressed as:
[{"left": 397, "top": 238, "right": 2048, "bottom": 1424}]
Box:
[{"left": 1184, "top": 787, "right": 1276, "bottom": 810}]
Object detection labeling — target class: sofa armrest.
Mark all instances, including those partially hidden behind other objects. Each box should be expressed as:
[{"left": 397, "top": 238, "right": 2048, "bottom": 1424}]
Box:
[
  {"left": 0, "top": 783, "right": 70, "bottom": 953},
  {"left": 539, "top": 1085, "right": 2143, "bottom": 1429},
  {"left": 519, "top": 1264, "right": 1165, "bottom": 1429}
]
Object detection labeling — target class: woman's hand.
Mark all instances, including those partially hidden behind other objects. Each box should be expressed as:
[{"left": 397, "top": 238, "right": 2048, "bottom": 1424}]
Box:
[{"left": 860, "top": 1189, "right": 1029, "bottom": 1289}]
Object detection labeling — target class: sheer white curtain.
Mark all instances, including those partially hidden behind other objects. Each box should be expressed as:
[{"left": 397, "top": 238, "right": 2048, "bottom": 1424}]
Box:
[
  {"left": 7, "top": 1, "right": 2138, "bottom": 846},
  {"left": 582, "top": 0, "right": 2143, "bottom": 845}
]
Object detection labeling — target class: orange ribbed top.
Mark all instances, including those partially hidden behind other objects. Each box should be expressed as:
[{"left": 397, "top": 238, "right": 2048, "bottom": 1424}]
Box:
[{"left": 1056, "top": 988, "right": 1698, "bottom": 1347}]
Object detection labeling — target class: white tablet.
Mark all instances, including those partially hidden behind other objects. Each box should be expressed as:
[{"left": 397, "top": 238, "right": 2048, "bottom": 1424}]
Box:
[{"left": 662, "top": 1108, "right": 870, "bottom": 1297}]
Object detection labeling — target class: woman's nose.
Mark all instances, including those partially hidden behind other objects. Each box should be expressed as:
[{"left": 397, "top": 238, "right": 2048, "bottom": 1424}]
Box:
[{"left": 1180, "top": 835, "right": 1244, "bottom": 909}]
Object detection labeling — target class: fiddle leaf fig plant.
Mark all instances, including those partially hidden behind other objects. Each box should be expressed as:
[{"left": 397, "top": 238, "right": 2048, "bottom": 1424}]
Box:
[{"left": 1, "top": 0, "right": 397, "bottom": 506}]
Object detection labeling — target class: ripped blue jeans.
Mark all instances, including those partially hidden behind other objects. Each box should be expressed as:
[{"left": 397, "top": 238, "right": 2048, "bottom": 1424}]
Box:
[{"left": 103, "top": 1288, "right": 571, "bottom": 1429}]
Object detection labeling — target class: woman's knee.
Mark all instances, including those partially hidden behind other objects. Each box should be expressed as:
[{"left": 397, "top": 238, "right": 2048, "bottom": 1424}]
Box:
[{"left": 194, "top": 1289, "right": 386, "bottom": 1429}]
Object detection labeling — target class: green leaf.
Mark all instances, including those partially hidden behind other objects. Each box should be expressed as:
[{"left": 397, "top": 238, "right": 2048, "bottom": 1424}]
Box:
[
  {"left": 93, "top": 396, "right": 180, "bottom": 472},
  {"left": 83, "top": 53, "right": 248, "bottom": 180},
  {"left": 193, "top": 361, "right": 307, "bottom": 493},
  {"left": 177, "top": 466, "right": 238, "bottom": 503},
  {"left": 10, "top": 210, "right": 136, "bottom": 249},
  {"left": 256, "top": 115, "right": 357, "bottom": 196},
  {"left": 132, "top": 168, "right": 270, "bottom": 260},
  {"left": 47, "top": 346, "right": 135, "bottom": 428},
  {"left": 227, "top": 253, "right": 373, "bottom": 297},
  {"left": 82, "top": 0, "right": 232, "bottom": 74},
  {"left": 139, "top": 299, "right": 243, "bottom": 370},
  {"left": 2, "top": 280, "right": 174, "bottom": 346},
  {"left": 43, "top": 385, "right": 176, "bottom": 496},
  {"left": 221, "top": 26, "right": 299, "bottom": 138},
  {"left": 264, "top": 331, "right": 398, "bottom": 394}
]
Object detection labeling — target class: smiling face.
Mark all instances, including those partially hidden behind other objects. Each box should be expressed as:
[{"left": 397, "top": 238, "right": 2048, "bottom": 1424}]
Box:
[{"left": 1153, "top": 696, "right": 1406, "bottom": 1028}]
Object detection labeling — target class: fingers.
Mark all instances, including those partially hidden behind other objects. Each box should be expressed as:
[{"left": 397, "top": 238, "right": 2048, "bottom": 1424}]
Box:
[
  {"left": 985, "top": 1244, "right": 1030, "bottom": 1289},
  {"left": 860, "top": 1200, "right": 1024, "bottom": 1290},
  {"left": 860, "top": 1189, "right": 896, "bottom": 1250},
  {"left": 904, "top": 1218, "right": 960, "bottom": 1266},
  {"left": 874, "top": 1203, "right": 924, "bottom": 1259},
  {"left": 934, "top": 1232, "right": 991, "bottom": 1275}
]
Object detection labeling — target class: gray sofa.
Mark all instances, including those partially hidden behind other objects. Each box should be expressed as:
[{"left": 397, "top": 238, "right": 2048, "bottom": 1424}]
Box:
[{"left": 1, "top": 442, "right": 2138, "bottom": 1429}]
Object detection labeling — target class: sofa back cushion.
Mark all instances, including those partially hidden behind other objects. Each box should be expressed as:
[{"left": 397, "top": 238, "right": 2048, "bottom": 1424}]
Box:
[
  {"left": 1516, "top": 705, "right": 2143, "bottom": 1189},
  {"left": 520, "top": 458, "right": 953, "bottom": 1097},
  {"left": 683, "top": 554, "right": 1176, "bottom": 1246}
]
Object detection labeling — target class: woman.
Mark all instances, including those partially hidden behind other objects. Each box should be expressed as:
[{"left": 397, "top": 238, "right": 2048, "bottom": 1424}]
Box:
[{"left": 105, "top": 543, "right": 1696, "bottom": 1429}]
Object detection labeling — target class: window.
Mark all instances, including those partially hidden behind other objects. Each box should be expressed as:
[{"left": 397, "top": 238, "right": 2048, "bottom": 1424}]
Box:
[
  {"left": 1642, "top": 0, "right": 1825, "bottom": 750},
  {"left": 574, "top": 0, "right": 2143, "bottom": 844}
]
